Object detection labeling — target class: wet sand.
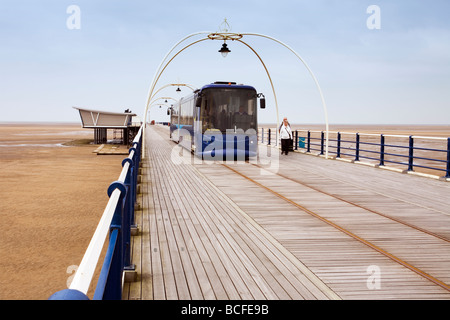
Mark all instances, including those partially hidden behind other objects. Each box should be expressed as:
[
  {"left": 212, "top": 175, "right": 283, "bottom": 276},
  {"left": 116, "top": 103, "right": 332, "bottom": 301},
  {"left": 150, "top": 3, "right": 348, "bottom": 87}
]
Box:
[{"left": 0, "top": 123, "right": 124, "bottom": 300}]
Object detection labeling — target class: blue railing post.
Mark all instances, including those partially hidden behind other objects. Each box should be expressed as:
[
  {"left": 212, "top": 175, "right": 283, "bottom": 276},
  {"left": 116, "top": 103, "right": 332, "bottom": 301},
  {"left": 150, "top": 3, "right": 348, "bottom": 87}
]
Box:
[
  {"left": 96, "top": 228, "right": 122, "bottom": 300},
  {"left": 295, "top": 130, "right": 298, "bottom": 151},
  {"left": 379, "top": 134, "right": 385, "bottom": 166},
  {"left": 268, "top": 128, "right": 271, "bottom": 145},
  {"left": 355, "top": 133, "right": 360, "bottom": 161},
  {"left": 129, "top": 140, "right": 141, "bottom": 230},
  {"left": 446, "top": 138, "right": 450, "bottom": 178},
  {"left": 336, "top": 132, "right": 341, "bottom": 158},
  {"left": 121, "top": 159, "right": 134, "bottom": 269},
  {"left": 123, "top": 157, "right": 135, "bottom": 224},
  {"left": 320, "top": 131, "right": 324, "bottom": 155},
  {"left": 95, "top": 181, "right": 128, "bottom": 300},
  {"left": 408, "top": 135, "right": 414, "bottom": 172},
  {"left": 307, "top": 130, "right": 311, "bottom": 153}
]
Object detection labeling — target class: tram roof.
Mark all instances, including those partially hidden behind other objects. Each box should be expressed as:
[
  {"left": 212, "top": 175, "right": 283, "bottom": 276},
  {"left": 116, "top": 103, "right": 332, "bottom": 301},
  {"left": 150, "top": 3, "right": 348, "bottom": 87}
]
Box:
[{"left": 200, "top": 82, "right": 256, "bottom": 91}]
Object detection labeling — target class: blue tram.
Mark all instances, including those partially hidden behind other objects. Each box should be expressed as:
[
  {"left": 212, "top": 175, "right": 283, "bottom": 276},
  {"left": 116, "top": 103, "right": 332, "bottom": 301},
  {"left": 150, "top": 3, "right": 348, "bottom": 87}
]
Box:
[{"left": 169, "top": 82, "right": 265, "bottom": 160}]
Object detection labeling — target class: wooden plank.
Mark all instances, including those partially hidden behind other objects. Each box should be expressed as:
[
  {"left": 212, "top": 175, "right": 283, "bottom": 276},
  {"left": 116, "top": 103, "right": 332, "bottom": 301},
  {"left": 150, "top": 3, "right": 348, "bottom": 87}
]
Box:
[
  {"left": 203, "top": 156, "right": 450, "bottom": 299},
  {"left": 148, "top": 155, "right": 168, "bottom": 300},
  {"left": 154, "top": 151, "right": 229, "bottom": 299},
  {"left": 139, "top": 126, "right": 339, "bottom": 300},
  {"left": 125, "top": 186, "right": 142, "bottom": 300},
  {"left": 150, "top": 136, "right": 247, "bottom": 299},
  {"left": 154, "top": 148, "right": 205, "bottom": 299},
  {"left": 128, "top": 125, "right": 450, "bottom": 300},
  {"left": 139, "top": 164, "right": 153, "bottom": 300},
  {"left": 193, "top": 166, "right": 334, "bottom": 300},
  {"left": 165, "top": 152, "right": 292, "bottom": 300}
]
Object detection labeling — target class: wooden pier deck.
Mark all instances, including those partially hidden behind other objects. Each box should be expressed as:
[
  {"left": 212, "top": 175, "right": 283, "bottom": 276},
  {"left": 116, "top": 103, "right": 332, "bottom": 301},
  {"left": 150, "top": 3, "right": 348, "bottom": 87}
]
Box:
[{"left": 123, "top": 125, "right": 450, "bottom": 300}]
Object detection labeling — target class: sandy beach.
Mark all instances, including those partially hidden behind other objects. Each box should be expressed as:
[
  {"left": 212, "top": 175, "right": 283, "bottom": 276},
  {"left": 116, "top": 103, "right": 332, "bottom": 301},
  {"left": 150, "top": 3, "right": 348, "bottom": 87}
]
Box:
[{"left": 0, "top": 123, "right": 125, "bottom": 300}]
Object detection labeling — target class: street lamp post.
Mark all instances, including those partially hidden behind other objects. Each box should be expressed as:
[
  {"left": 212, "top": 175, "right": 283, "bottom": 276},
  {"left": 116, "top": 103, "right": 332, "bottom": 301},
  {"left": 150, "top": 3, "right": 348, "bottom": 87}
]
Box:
[
  {"left": 148, "top": 96, "right": 178, "bottom": 109},
  {"left": 147, "top": 97, "right": 178, "bottom": 124},
  {"left": 149, "top": 84, "right": 196, "bottom": 106},
  {"left": 142, "top": 82, "right": 197, "bottom": 157},
  {"left": 147, "top": 103, "right": 171, "bottom": 124},
  {"left": 241, "top": 32, "right": 329, "bottom": 159}
]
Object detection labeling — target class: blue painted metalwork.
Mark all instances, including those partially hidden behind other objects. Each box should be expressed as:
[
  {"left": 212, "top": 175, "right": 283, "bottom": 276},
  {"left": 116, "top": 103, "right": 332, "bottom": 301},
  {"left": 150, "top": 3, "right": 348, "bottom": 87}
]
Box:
[
  {"left": 320, "top": 131, "right": 325, "bottom": 156},
  {"left": 355, "top": 133, "right": 360, "bottom": 162},
  {"left": 336, "top": 132, "right": 341, "bottom": 158},
  {"left": 379, "top": 134, "right": 385, "bottom": 166},
  {"left": 48, "top": 289, "right": 90, "bottom": 300},
  {"left": 408, "top": 136, "right": 414, "bottom": 172},
  {"left": 266, "top": 128, "right": 450, "bottom": 178},
  {"left": 93, "top": 228, "right": 120, "bottom": 300},
  {"left": 307, "top": 131, "right": 311, "bottom": 153},
  {"left": 447, "top": 138, "right": 450, "bottom": 178}
]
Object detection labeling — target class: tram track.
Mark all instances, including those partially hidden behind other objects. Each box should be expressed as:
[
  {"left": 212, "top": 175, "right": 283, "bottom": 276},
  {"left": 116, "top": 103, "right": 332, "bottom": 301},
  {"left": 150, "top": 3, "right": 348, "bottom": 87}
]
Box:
[
  {"left": 221, "top": 163, "right": 450, "bottom": 293},
  {"left": 253, "top": 163, "right": 450, "bottom": 243},
  {"left": 283, "top": 155, "right": 450, "bottom": 218}
]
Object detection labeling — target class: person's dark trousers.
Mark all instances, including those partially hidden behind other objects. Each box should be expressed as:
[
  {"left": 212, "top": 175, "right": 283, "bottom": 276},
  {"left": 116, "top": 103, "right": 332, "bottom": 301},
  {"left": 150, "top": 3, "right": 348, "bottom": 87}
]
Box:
[{"left": 281, "top": 138, "right": 290, "bottom": 155}]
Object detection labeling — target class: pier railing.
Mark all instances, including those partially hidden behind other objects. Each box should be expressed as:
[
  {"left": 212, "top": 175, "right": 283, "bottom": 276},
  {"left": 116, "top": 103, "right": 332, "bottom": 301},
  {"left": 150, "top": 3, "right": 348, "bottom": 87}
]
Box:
[
  {"left": 259, "top": 127, "right": 450, "bottom": 179},
  {"left": 49, "top": 125, "right": 143, "bottom": 300}
]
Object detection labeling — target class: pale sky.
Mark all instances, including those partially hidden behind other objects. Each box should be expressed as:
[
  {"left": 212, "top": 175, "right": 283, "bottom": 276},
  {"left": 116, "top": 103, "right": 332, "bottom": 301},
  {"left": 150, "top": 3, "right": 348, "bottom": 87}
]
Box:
[{"left": 1, "top": 0, "right": 449, "bottom": 125}]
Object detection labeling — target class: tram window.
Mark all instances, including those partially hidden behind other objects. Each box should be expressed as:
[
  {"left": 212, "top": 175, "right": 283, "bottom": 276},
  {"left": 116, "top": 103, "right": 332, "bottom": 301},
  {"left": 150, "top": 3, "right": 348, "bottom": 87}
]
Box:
[
  {"left": 179, "top": 98, "right": 194, "bottom": 126},
  {"left": 180, "top": 104, "right": 185, "bottom": 124},
  {"left": 200, "top": 88, "right": 257, "bottom": 133}
]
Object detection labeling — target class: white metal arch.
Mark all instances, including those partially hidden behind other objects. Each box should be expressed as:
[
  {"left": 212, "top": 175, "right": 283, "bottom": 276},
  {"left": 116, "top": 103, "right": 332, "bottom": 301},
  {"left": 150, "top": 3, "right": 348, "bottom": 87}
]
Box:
[
  {"left": 241, "top": 32, "right": 329, "bottom": 158},
  {"left": 142, "top": 31, "right": 329, "bottom": 158}
]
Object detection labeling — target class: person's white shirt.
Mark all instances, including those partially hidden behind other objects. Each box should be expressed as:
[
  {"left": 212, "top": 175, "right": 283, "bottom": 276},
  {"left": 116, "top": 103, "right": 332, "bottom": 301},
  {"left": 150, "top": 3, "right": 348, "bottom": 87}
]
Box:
[{"left": 280, "top": 124, "right": 292, "bottom": 139}]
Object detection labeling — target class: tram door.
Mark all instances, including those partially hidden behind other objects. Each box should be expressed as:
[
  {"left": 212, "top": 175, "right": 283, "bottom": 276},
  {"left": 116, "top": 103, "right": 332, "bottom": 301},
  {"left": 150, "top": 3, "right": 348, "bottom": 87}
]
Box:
[{"left": 193, "top": 102, "right": 201, "bottom": 154}]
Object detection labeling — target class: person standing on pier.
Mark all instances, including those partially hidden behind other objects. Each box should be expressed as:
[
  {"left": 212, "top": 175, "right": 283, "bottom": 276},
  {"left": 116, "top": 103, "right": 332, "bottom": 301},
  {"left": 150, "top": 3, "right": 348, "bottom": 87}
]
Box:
[{"left": 279, "top": 117, "right": 293, "bottom": 155}]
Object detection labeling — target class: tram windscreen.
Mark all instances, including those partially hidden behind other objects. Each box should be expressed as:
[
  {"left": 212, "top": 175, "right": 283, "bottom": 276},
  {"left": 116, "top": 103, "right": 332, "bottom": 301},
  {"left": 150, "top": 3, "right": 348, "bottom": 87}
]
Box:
[{"left": 200, "top": 88, "right": 257, "bottom": 133}]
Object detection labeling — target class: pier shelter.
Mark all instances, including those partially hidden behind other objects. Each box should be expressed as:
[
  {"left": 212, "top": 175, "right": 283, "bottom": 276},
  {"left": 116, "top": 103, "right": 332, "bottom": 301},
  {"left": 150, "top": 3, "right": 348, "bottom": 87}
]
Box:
[{"left": 73, "top": 107, "right": 141, "bottom": 145}]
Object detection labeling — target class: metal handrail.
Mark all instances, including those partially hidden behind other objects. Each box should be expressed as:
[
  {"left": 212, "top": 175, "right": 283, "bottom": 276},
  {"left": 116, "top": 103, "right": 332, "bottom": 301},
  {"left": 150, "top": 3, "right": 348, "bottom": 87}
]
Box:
[
  {"left": 259, "top": 127, "right": 450, "bottom": 179},
  {"left": 49, "top": 125, "right": 143, "bottom": 300}
]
